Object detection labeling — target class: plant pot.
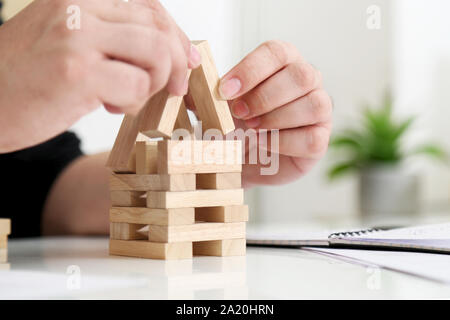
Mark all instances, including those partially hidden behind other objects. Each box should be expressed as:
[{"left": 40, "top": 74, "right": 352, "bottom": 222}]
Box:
[{"left": 359, "top": 165, "right": 420, "bottom": 224}]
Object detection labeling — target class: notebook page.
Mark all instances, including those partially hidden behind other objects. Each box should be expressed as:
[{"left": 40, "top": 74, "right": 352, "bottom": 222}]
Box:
[{"left": 351, "top": 223, "right": 450, "bottom": 240}]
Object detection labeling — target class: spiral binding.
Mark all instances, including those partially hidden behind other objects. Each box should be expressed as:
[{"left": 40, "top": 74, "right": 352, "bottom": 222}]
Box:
[{"left": 328, "top": 228, "right": 382, "bottom": 239}]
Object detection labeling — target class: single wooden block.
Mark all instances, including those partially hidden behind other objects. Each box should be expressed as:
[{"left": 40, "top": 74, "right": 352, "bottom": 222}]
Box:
[
  {"left": 0, "top": 219, "right": 11, "bottom": 235},
  {"left": 0, "top": 249, "right": 6, "bottom": 263},
  {"left": 193, "top": 239, "right": 246, "bottom": 257},
  {"left": 140, "top": 70, "right": 191, "bottom": 139},
  {"left": 157, "top": 140, "right": 242, "bottom": 174},
  {"left": 147, "top": 189, "right": 244, "bottom": 209},
  {"left": 148, "top": 222, "right": 246, "bottom": 243},
  {"left": 0, "top": 235, "right": 7, "bottom": 249},
  {"left": 196, "top": 173, "right": 241, "bottom": 190},
  {"left": 109, "top": 240, "right": 193, "bottom": 260},
  {"left": 110, "top": 174, "right": 196, "bottom": 192},
  {"left": 110, "top": 207, "right": 195, "bottom": 226},
  {"left": 189, "top": 41, "right": 235, "bottom": 135},
  {"left": 174, "top": 101, "right": 194, "bottom": 134},
  {"left": 106, "top": 117, "right": 146, "bottom": 173},
  {"left": 136, "top": 141, "right": 158, "bottom": 175},
  {"left": 195, "top": 205, "right": 248, "bottom": 223},
  {"left": 110, "top": 190, "right": 146, "bottom": 207},
  {"left": 110, "top": 222, "right": 147, "bottom": 240}
]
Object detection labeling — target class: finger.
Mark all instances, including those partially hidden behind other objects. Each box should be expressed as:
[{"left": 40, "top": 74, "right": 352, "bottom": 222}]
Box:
[
  {"left": 93, "top": 59, "right": 151, "bottom": 114},
  {"left": 219, "top": 40, "right": 301, "bottom": 100},
  {"left": 230, "top": 62, "right": 320, "bottom": 120},
  {"left": 91, "top": 0, "right": 157, "bottom": 27},
  {"left": 94, "top": 22, "right": 172, "bottom": 95},
  {"left": 244, "top": 89, "right": 333, "bottom": 130},
  {"left": 260, "top": 125, "right": 330, "bottom": 159}
]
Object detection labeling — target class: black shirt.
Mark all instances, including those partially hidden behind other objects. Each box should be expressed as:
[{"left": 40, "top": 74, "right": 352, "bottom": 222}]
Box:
[{"left": 0, "top": 132, "right": 84, "bottom": 238}]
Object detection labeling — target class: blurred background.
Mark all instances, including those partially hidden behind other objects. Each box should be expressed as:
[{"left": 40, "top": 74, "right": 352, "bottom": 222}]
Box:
[{"left": 4, "top": 0, "right": 450, "bottom": 228}]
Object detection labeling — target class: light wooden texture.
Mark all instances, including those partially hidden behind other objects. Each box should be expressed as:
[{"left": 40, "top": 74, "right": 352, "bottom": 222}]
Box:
[
  {"left": 140, "top": 69, "right": 191, "bottom": 139},
  {"left": 189, "top": 41, "right": 235, "bottom": 134},
  {"left": 110, "top": 240, "right": 193, "bottom": 260},
  {"left": 196, "top": 173, "right": 241, "bottom": 189},
  {"left": 110, "top": 207, "right": 195, "bottom": 226},
  {"left": 110, "top": 173, "right": 196, "bottom": 192},
  {"left": 136, "top": 141, "right": 158, "bottom": 175},
  {"left": 110, "top": 190, "right": 146, "bottom": 207},
  {"left": 157, "top": 140, "right": 242, "bottom": 174},
  {"left": 193, "top": 239, "right": 246, "bottom": 257},
  {"left": 106, "top": 117, "right": 145, "bottom": 173},
  {"left": 0, "top": 236, "right": 7, "bottom": 249},
  {"left": 195, "top": 205, "right": 248, "bottom": 223},
  {"left": 148, "top": 222, "right": 246, "bottom": 243},
  {"left": 0, "top": 249, "right": 6, "bottom": 263},
  {"left": 175, "top": 101, "right": 193, "bottom": 134},
  {"left": 147, "top": 189, "right": 244, "bottom": 209},
  {"left": 110, "top": 222, "right": 147, "bottom": 240},
  {"left": 0, "top": 219, "right": 11, "bottom": 235}
]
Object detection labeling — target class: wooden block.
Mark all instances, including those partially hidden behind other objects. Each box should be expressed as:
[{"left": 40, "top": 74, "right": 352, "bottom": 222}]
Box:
[
  {"left": 0, "top": 249, "right": 7, "bottom": 263},
  {"left": 193, "top": 239, "right": 246, "bottom": 257},
  {"left": 136, "top": 141, "right": 158, "bottom": 175},
  {"left": 110, "top": 190, "right": 146, "bottom": 207},
  {"left": 147, "top": 189, "right": 244, "bottom": 209},
  {"left": 196, "top": 173, "right": 241, "bottom": 189},
  {"left": 196, "top": 205, "right": 248, "bottom": 223},
  {"left": 140, "top": 69, "right": 191, "bottom": 139},
  {"left": 148, "top": 222, "right": 246, "bottom": 243},
  {"left": 109, "top": 240, "right": 193, "bottom": 260},
  {"left": 110, "top": 222, "right": 147, "bottom": 240},
  {"left": 189, "top": 41, "right": 235, "bottom": 135},
  {"left": 0, "top": 236, "right": 7, "bottom": 249},
  {"left": 106, "top": 116, "right": 143, "bottom": 173},
  {"left": 110, "top": 207, "right": 195, "bottom": 226},
  {"left": 0, "top": 219, "right": 11, "bottom": 235},
  {"left": 110, "top": 174, "right": 196, "bottom": 192},
  {"left": 174, "top": 101, "right": 193, "bottom": 134},
  {"left": 157, "top": 140, "right": 242, "bottom": 174}
]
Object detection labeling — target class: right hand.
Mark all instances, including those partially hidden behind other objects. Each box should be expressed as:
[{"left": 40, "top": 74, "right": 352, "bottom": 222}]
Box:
[{"left": 0, "top": 0, "right": 200, "bottom": 152}]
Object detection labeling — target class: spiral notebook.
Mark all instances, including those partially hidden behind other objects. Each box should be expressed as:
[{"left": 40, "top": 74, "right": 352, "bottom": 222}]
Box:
[{"left": 246, "top": 222, "right": 450, "bottom": 254}]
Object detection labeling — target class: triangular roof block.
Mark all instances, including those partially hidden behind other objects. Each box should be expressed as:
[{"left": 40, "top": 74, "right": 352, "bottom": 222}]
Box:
[{"left": 106, "top": 40, "right": 235, "bottom": 173}]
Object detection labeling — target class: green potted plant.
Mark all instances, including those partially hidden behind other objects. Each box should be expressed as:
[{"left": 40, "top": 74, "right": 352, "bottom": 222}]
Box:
[{"left": 328, "top": 92, "right": 447, "bottom": 223}]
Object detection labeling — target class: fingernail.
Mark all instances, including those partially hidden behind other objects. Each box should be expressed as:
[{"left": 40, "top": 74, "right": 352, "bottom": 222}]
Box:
[
  {"left": 189, "top": 45, "right": 201, "bottom": 67},
  {"left": 219, "top": 78, "right": 242, "bottom": 99},
  {"left": 245, "top": 117, "right": 260, "bottom": 128},
  {"left": 231, "top": 100, "right": 250, "bottom": 119}
]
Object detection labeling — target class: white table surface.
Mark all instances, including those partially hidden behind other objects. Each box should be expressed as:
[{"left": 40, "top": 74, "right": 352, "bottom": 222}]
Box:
[{"left": 1, "top": 237, "right": 450, "bottom": 299}]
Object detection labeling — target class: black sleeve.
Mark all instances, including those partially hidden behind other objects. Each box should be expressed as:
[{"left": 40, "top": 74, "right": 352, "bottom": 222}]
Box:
[{"left": 0, "top": 132, "right": 84, "bottom": 238}]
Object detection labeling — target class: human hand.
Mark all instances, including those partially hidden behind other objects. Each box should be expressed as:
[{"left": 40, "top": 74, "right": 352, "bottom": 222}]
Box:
[
  {"left": 0, "top": 0, "right": 200, "bottom": 152},
  {"left": 219, "top": 41, "right": 333, "bottom": 187}
]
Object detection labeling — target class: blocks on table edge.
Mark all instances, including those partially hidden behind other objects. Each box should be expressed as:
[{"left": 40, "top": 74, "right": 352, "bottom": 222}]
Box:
[
  {"left": 109, "top": 240, "right": 193, "bottom": 260},
  {"left": 0, "top": 219, "right": 11, "bottom": 235},
  {"left": 110, "top": 222, "right": 147, "bottom": 240}
]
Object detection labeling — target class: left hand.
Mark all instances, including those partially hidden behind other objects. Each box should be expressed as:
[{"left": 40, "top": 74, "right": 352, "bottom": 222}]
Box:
[{"left": 219, "top": 40, "right": 333, "bottom": 187}]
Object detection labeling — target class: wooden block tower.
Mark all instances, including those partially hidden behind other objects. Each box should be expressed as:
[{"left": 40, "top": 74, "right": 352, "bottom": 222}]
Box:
[
  {"left": 0, "top": 219, "right": 11, "bottom": 264},
  {"left": 106, "top": 41, "right": 248, "bottom": 260}
]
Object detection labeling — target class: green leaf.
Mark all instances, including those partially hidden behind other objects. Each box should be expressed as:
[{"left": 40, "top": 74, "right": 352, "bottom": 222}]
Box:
[
  {"left": 409, "top": 144, "right": 448, "bottom": 162},
  {"left": 327, "top": 161, "right": 359, "bottom": 180}
]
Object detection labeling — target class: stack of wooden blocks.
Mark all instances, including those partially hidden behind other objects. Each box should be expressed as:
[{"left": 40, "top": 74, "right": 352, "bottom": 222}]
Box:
[
  {"left": 107, "top": 41, "right": 248, "bottom": 260},
  {"left": 0, "top": 219, "right": 11, "bottom": 264}
]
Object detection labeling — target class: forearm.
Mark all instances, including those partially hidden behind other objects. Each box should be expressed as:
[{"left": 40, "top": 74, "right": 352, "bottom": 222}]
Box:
[{"left": 42, "top": 153, "right": 111, "bottom": 236}]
